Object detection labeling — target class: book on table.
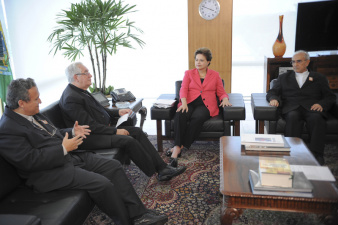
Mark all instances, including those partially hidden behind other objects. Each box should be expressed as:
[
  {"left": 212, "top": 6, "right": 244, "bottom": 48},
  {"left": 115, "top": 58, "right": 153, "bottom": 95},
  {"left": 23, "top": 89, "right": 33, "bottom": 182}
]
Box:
[
  {"left": 244, "top": 136, "right": 290, "bottom": 152},
  {"left": 241, "top": 134, "right": 285, "bottom": 147},
  {"left": 249, "top": 170, "right": 313, "bottom": 198},
  {"left": 259, "top": 156, "right": 293, "bottom": 188}
]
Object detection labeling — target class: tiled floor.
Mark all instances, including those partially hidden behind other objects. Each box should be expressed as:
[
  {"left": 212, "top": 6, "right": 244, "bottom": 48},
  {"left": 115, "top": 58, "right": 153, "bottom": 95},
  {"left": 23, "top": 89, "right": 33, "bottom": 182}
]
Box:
[{"left": 136, "top": 98, "right": 255, "bottom": 136}]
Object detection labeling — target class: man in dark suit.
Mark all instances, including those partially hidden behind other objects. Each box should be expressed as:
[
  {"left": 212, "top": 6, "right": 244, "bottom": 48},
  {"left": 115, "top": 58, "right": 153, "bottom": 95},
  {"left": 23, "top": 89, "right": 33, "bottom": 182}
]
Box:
[
  {"left": 59, "top": 62, "right": 186, "bottom": 181},
  {"left": 266, "top": 50, "right": 336, "bottom": 164},
  {"left": 0, "top": 78, "right": 168, "bottom": 225}
]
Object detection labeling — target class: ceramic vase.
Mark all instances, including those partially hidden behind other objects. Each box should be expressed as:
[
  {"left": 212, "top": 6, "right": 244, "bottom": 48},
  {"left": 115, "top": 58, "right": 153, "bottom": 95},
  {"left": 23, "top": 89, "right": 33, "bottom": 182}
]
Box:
[{"left": 272, "top": 15, "right": 286, "bottom": 58}]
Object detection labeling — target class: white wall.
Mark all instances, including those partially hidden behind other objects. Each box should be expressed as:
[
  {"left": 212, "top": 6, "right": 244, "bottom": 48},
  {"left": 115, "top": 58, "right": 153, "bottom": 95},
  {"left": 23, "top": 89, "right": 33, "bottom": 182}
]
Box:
[
  {"left": 4, "top": 0, "right": 329, "bottom": 108},
  {"left": 4, "top": 0, "right": 188, "bottom": 108}
]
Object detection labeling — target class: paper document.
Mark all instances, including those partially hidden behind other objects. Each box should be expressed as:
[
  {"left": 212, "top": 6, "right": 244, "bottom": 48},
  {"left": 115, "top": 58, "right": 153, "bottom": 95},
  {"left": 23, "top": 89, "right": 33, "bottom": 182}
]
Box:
[
  {"left": 290, "top": 165, "right": 336, "bottom": 182},
  {"left": 153, "top": 99, "right": 176, "bottom": 108},
  {"left": 116, "top": 112, "right": 131, "bottom": 127}
]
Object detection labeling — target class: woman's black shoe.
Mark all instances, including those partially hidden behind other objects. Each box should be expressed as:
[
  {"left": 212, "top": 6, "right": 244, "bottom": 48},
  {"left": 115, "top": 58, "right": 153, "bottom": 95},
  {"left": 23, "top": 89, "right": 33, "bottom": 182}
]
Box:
[
  {"left": 169, "top": 157, "right": 178, "bottom": 168},
  {"left": 166, "top": 149, "right": 172, "bottom": 157},
  {"left": 166, "top": 149, "right": 182, "bottom": 157}
]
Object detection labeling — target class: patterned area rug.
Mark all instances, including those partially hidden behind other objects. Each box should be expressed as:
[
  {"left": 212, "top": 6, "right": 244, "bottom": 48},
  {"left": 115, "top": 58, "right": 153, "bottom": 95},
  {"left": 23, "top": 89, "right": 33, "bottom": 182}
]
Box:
[{"left": 83, "top": 136, "right": 338, "bottom": 225}]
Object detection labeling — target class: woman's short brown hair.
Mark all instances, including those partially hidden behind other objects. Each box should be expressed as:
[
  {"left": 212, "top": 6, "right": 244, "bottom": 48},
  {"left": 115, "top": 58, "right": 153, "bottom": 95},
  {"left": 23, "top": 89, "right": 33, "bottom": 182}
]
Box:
[{"left": 195, "top": 47, "right": 212, "bottom": 66}]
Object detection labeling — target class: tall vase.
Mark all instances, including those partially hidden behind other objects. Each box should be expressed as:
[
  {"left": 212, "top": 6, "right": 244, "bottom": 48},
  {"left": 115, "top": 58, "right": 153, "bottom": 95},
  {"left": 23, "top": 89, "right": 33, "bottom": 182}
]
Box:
[{"left": 272, "top": 15, "right": 286, "bottom": 58}]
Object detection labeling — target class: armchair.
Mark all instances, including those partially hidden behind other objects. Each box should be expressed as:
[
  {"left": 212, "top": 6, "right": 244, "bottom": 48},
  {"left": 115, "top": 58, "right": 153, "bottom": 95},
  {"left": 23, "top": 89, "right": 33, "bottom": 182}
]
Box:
[
  {"left": 151, "top": 80, "right": 246, "bottom": 152},
  {"left": 251, "top": 79, "right": 338, "bottom": 144}
]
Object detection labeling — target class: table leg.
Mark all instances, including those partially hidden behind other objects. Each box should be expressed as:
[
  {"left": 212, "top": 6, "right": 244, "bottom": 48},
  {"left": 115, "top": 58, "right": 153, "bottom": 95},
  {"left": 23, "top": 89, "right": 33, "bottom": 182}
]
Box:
[
  {"left": 233, "top": 121, "right": 240, "bottom": 136},
  {"left": 221, "top": 207, "right": 244, "bottom": 225},
  {"left": 156, "top": 120, "right": 163, "bottom": 152}
]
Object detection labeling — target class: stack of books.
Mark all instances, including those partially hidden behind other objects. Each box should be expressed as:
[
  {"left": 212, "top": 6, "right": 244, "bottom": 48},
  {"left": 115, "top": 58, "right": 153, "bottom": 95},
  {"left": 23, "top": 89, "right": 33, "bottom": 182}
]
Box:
[
  {"left": 249, "top": 157, "right": 313, "bottom": 198},
  {"left": 153, "top": 99, "right": 176, "bottom": 108},
  {"left": 241, "top": 134, "right": 290, "bottom": 152}
]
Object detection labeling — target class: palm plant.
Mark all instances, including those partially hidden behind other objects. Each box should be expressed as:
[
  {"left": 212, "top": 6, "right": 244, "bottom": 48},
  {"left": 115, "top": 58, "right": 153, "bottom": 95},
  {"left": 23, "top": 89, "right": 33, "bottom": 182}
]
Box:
[{"left": 48, "top": 0, "right": 145, "bottom": 94}]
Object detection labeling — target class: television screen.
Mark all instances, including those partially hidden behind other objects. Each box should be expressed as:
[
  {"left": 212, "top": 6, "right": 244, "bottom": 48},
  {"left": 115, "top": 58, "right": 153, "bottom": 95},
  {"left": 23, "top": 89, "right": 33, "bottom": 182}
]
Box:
[{"left": 295, "top": 0, "right": 338, "bottom": 52}]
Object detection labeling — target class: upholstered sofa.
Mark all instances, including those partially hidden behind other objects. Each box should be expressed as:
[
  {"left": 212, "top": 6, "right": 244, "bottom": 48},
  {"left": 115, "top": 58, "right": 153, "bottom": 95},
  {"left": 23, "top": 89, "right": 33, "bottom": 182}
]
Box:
[
  {"left": 151, "top": 81, "right": 246, "bottom": 152},
  {"left": 251, "top": 79, "right": 338, "bottom": 144},
  {"left": 0, "top": 100, "right": 132, "bottom": 225}
]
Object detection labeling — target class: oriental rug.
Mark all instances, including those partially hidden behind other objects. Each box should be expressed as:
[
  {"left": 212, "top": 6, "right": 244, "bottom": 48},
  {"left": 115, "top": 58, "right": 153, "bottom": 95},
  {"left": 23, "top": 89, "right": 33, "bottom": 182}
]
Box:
[{"left": 83, "top": 136, "right": 338, "bottom": 225}]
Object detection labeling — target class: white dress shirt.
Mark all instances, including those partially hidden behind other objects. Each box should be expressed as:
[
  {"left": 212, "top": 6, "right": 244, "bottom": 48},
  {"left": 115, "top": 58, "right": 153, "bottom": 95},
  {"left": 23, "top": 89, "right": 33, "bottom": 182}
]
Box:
[{"left": 295, "top": 70, "right": 309, "bottom": 88}]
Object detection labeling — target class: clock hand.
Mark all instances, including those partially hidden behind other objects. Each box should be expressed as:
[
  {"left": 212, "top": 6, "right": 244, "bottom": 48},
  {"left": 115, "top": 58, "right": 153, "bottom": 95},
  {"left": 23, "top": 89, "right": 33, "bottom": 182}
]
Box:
[{"left": 202, "top": 6, "right": 215, "bottom": 12}]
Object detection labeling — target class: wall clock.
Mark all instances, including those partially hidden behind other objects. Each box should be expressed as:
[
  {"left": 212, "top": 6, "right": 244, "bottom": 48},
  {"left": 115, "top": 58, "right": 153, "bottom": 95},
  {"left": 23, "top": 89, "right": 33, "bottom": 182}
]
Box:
[{"left": 199, "top": 0, "right": 220, "bottom": 20}]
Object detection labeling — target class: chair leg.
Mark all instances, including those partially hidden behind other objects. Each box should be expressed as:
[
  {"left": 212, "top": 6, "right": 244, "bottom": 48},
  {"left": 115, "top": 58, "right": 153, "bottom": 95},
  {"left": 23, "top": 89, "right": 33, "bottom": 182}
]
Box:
[
  {"left": 258, "top": 120, "right": 264, "bottom": 134},
  {"left": 233, "top": 120, "right": 240, "bottom": 136},
  {"left": 156, "top": 120, "right": 163, "bottom": 152}
]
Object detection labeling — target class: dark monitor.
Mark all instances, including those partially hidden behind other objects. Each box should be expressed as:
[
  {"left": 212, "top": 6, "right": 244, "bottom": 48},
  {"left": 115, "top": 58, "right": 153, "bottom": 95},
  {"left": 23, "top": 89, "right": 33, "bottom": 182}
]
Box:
[{"left": 295, "top": 0, "right": 338, "bottom": 52}]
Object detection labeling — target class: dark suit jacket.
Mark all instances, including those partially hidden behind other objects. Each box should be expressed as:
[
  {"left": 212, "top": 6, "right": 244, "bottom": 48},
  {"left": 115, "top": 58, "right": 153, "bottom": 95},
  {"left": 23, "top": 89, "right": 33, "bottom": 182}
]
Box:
[
  {"left": 0, "top": 107, "right": 74, "bottom": 193},
  {"left": 266, "top": 71, "right": 336, "bottom": 117},
  {"left": 59, "top": 84, "right": 119, "bottom": 149}
]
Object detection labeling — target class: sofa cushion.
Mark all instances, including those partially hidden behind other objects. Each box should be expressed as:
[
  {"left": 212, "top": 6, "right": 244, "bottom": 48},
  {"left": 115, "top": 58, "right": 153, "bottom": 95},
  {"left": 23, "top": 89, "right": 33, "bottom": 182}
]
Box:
[
  {"left": 0, "top": 214, "right": 41, "bottom": 225},
  {"left": 0, "top": 187, "right": 94, "bottom": 225},
  {"left": 0, "top": 156, "right": 21, "bottom": 201}
]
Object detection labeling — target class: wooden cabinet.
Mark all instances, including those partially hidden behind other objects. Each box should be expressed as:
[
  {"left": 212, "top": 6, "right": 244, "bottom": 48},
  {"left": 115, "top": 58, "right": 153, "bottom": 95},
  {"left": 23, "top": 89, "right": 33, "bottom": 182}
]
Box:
[{"left": 264, "top": 55, "right": 338, "bottom": 92}]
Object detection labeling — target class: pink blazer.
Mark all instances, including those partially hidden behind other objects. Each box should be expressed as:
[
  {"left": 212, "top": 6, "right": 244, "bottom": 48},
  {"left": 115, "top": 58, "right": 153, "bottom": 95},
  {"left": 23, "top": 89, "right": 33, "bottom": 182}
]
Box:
[{"left": 177, "top": 68, "right": 229, "bottom": 117}]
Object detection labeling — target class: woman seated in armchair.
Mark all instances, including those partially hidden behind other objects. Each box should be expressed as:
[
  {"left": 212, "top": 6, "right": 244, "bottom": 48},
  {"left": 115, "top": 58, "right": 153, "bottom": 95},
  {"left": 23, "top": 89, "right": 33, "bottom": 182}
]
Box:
[{"left": 167, "top": 47, "right": 232, "bottom": 167}]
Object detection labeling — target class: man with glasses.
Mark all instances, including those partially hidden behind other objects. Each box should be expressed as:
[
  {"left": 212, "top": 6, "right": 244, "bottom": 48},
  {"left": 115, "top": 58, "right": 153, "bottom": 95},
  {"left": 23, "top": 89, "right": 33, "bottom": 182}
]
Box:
[
  {"left": 0, "top": 78, "right": 169, "bottom": 225},
  {"left": 59, "top": 62, "right": 186, "bottom": 182},
  {"left": 266, "top": 50, "right": 336, "bottom": 165}
]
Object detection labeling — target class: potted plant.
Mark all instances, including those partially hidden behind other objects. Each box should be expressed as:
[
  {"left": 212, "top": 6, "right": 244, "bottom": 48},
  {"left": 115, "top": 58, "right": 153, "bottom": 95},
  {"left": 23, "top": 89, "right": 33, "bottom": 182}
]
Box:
[{"left": 47, "top": 0, "right": 145, "bottom": 95}]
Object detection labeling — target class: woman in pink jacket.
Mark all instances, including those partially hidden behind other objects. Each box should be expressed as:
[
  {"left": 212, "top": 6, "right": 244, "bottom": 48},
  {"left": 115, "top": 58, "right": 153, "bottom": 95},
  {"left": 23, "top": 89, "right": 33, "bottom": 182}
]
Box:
[{"left": 167, "top": 48, "right": 232, "bottom": 167}]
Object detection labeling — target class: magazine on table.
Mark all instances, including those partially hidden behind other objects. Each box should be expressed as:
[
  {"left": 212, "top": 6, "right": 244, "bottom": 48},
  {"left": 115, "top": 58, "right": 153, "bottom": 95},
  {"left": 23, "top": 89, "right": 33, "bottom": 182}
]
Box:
[{"left": 241, "top": 134, "right": 285, "bottom": 147}]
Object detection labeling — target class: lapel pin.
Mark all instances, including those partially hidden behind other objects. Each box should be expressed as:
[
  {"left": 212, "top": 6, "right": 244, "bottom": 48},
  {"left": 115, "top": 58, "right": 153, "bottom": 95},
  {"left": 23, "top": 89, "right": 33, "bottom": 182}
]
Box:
[
  {"left": 40, "top": 120, "right": 48, "bottom": 124},
  {"left": 309, "top": 77, "right": 313, "bottom": 81}
]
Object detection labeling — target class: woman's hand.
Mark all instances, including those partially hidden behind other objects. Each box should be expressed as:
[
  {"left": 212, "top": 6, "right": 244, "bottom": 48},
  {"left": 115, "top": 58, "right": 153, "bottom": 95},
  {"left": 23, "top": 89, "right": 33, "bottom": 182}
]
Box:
[
  {"left": 219, "top": 98, "right": 232, "bottom": 107},
  {"left": 177, "top": 98, "right": 188, "bottom": 113},
  {"left": 177, "top": 104, "right": 188, "bottom": 113}
]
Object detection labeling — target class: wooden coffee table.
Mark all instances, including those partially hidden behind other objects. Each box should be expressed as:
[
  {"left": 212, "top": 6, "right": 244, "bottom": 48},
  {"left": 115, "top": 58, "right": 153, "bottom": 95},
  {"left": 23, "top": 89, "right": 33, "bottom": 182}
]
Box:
[{"left": 220, "top": 136, "right": 338, "bottom": 225}]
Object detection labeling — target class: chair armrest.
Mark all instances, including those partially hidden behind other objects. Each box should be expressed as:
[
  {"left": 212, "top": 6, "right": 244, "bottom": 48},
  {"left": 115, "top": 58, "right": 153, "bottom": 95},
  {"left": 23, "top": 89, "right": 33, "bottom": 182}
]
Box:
[
  {"left": 150, "top": 94, "right": 178, "bottom": 120},
  {"left": 223, "top": 93, "right": 246, "bottom": 121},
  {"left": 328, "top": 93, "right": 338, "bottom": 119},
  {"left": 151, "top": 106, "right": 177, "bottom": 120},
  {"left": 251, "top": 93, "right": 279, "bottom": 121}
]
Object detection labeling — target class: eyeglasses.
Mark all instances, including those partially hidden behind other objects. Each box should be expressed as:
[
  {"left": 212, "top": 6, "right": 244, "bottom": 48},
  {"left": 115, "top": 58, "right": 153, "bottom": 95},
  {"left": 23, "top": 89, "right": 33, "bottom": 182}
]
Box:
[
  {"left": 290, "top": 60, "right": 307, "bottom": 65},
  {"left": 76, "top": 72, "right": 90, "bottom": 76}
]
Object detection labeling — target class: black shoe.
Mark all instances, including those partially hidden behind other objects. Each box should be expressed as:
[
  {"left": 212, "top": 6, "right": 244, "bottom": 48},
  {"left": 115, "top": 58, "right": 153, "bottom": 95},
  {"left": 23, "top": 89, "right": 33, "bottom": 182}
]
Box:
[
  {"left": 165, "top": 149, "right": 172, "bottom": 157},
  {"left": 166, "top": 149, "right": 181, "bottom": 158},
  {"left": 158, "top": 165, "right": 187, "bottom": 181},
  {"left": 169, "top": 157, "right": 178, "bottom": 167},
  {"left": 146, "top": 209, "right": 163, "bottom": 216},
  {"left": 133, "top": 212, "right": 168, "bottom": 225}
]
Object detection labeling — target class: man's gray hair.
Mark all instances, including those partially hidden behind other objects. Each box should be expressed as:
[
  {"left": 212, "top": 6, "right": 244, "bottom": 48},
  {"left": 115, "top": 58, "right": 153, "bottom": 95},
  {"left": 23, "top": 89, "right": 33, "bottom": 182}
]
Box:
[
  {"left": 6, "top": 78, "right": 37, "bottom": 110},
  {"left": 294, "top": 50, "right": 310, "bottom": 61},
  {"left": 65, "top": 62, "right": 83, "bottom": 83}
]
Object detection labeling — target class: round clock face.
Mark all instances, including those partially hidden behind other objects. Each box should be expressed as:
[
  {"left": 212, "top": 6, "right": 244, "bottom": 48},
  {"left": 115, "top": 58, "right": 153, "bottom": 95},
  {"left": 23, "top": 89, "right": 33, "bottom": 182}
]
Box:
[{"left": 199, "top": 0, "right": 220, "bottom": 20}]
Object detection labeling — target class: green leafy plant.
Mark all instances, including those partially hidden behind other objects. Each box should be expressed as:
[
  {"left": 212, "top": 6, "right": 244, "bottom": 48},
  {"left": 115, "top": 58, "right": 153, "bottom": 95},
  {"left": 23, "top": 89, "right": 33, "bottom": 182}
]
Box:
[
  {"left": 48, "top": 0, "right": 145, "bottom": 93},
  {"left": 104, "top": 85, "right": 114, "bottom": 95}
]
